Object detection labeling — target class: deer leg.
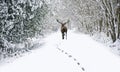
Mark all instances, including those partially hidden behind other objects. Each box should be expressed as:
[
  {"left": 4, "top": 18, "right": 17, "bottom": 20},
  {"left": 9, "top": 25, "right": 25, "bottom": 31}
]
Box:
[{"left": 62, "top": 33, "right": 64, "bottom": 39}]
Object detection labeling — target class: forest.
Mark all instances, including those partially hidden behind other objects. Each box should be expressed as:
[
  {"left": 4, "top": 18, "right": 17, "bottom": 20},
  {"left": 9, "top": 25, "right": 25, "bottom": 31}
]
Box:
[{"left": 0, "top": 0, "right": 120, "bottom": 60}]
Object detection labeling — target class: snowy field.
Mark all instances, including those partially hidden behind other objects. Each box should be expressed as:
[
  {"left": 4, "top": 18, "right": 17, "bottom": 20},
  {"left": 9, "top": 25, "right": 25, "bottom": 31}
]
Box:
[{"left": 0, "top": 30, "right": 120, "bottom": 72}]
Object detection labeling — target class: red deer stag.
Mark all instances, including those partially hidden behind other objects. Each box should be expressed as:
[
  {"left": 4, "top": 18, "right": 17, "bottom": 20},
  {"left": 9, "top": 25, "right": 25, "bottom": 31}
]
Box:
[{"left": 56, "top": 19, "right": 69, "bottom": 39}]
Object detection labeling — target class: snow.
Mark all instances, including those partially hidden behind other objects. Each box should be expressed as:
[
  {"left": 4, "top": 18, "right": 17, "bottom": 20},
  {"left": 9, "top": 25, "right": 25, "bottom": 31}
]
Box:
[
  {"left": 0, "top": 30, "right": 120, "bottom": 72},
  {"left": 110, "top": 39, "right": 120, "bottom": 55}
]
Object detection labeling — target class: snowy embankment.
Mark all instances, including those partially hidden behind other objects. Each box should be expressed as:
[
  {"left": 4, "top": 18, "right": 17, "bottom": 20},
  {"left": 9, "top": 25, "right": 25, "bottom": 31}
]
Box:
[{"left": 0, "top": 30, "right": 120, "bottom": 72}]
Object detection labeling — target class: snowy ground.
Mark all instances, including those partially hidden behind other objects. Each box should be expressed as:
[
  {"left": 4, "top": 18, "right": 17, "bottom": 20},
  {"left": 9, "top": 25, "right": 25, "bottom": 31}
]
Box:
[{"left": 0, "top": 30, "right": 120, "bottom": 72}]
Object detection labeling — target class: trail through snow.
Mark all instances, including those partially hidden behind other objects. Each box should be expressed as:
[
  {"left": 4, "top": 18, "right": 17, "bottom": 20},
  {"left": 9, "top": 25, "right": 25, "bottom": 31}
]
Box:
[{"left": 0, "top": 30, "right": 120, "bottom": 72}]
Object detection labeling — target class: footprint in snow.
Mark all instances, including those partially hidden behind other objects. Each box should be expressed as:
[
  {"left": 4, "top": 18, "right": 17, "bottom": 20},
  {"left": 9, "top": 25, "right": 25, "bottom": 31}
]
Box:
[
  {"left": 56, "top": 47, "right": 85, "bottom": 71},
  {"left": 65, "top": 52, "right": 68, "bottom": 55},
  {"left": 61, "top": 50, "right": 64, "bottom": 52},
  {"left": 82, "top": 67, "right": 85, "bottom": 71},
  {"left": 68, "top": 55, "right": 72, "bottom": 58},
  {"left": 77, "top": 62, "right": 80, "bottom": 65}
]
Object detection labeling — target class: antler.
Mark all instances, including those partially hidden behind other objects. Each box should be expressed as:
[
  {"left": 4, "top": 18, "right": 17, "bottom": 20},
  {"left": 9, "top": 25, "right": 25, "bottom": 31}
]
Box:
[
  {"left": 56, "top": 19, "right": 62, "bottom": 24},
  {"left": 56, "top": 19, "right": 70, "bottom": 24},
  {"left": 64, "top": 20, "right": 70, "bottom": 24}
]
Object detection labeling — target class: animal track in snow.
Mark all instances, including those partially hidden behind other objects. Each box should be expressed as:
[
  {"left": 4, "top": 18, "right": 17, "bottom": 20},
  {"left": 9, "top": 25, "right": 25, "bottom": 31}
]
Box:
[{"left": 56, "top": 46, "right": 85, "bottom": 71}]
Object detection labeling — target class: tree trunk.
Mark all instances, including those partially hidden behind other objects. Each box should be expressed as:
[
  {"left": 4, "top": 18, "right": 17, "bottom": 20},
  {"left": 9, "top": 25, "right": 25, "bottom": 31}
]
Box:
[{"left": 117, "top": 14, "right": 120, "bottom": 39}]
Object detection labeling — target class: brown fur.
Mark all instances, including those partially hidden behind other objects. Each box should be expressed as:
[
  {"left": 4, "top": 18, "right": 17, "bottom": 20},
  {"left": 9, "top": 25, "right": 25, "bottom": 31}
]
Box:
[
  {"left": 56, "top": 19, "right": 69, "bottom": 39},
  {"left": 61, "top": 24, "right": 67, "bottom": 39}
]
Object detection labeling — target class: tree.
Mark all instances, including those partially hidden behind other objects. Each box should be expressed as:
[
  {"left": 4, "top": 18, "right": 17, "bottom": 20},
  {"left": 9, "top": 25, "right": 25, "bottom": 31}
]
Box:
[
  {"left": 116, "top": 3, "right": 120, "bottom": 39},
  {"left": 0, "top": 0, "right": 49, "bottom": 58}
]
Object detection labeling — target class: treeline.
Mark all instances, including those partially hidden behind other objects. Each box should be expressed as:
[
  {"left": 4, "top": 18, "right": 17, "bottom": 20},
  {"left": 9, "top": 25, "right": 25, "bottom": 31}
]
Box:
[
  {"left": 68, "top": 0, "right": 120, "bottom": 43},
  {"left": 97, "top": 0, "right": 120, "bottom": 42}
]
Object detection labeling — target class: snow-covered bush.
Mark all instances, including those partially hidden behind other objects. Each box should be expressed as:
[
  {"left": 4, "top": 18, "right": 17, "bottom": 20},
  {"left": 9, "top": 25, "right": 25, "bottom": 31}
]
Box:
[{"left": 0, "top": 0, "right": 49, "bottom": 60}]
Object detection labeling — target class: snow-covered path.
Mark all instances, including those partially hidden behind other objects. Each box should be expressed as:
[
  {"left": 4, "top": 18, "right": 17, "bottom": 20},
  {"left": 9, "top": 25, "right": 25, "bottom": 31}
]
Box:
[{"left": 0, "top": 30, "right": 120, "bottom": 72}]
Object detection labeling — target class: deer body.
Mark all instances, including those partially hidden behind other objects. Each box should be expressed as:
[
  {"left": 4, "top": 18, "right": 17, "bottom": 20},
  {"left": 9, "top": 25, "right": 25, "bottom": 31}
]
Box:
[
  {"left": 61, "top": 24, "right": 67, "bottom": 39},
  {"left": 57, "top": 19, "right": 69, "bottom": 39}
]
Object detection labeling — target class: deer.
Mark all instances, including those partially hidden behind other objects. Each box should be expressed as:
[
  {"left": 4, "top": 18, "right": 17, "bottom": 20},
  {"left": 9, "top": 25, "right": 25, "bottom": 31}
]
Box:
[{"left": 56, "top": 19, "right": 69, "bottom": 39}]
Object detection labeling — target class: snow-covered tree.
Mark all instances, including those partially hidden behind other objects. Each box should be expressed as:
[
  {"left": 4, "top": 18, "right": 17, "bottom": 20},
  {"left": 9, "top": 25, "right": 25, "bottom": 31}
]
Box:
[{"left": 0, "top": 0, "right": 49, "bottom": 59}]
